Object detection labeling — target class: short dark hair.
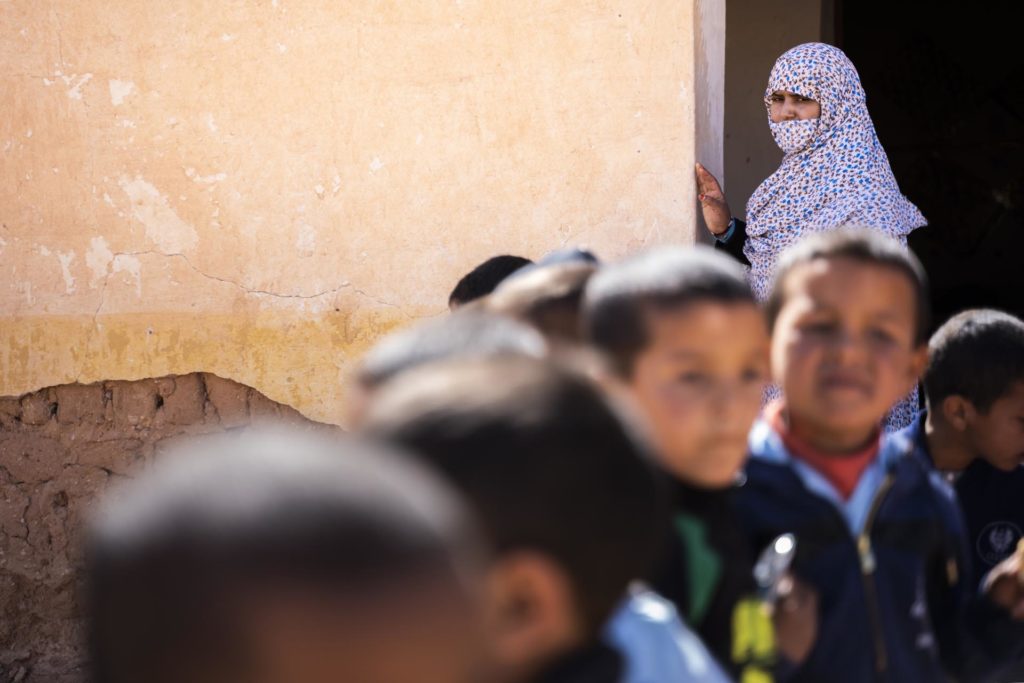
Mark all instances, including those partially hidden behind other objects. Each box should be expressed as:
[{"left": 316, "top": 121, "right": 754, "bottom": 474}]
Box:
[
  {"left": 87, "top": 429, "right": 482, "bottom": 683},
  {"left": 449, "top": 255, "right": 533, "bottom": 307},
  {"left": 486, "top": 262, "right": 598, "bottom": 344},
  {"left": 357, "top": 311, "right": 547, "bottom": 391},
  {"left": 765, "top": 228, "right": 931, "bottom": 346},
  {"left": 582, "top": 246, "right": 755, "bottom": 375},
  {"left": 924, "top": 309, "right": 1024, "bottom": 412},
  {"left": 363, "top": 356, "right": 667, "bottom": 635}
]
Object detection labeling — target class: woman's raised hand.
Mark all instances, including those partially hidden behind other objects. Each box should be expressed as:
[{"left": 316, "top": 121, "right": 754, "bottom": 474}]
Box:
[{"left": 695, "top": 163, "right": 732, "bottom": 237}]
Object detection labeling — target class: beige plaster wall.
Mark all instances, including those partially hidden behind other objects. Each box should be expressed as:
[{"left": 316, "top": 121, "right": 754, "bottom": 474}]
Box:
[
  {"left": 1, "top": 1, "right": 719, "bottom": 425},
  {"left": 694, "top": 0, "right": 726, "bottom": 243},
  {"left": 723, "top": 0, "right": 829, "bottom": 209}
]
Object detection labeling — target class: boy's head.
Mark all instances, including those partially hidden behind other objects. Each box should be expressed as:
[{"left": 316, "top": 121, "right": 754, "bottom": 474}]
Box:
[
  {"left": 352, "top": 311, "right": 547, "bottom": 424},
  {"left": 582, "top": 246, "right": 769, "bottom": 487},
  {"left": 449, "top": 255, "right": 533, "bottom": 309},
  {"left": 485, "top": 262, "right": 598, "bottom": 345},
  {"left": 924, "top": 309, "right": 1024, "bottom": 471},
  {"left": 766, "top": 229, "right": 930, "bottom": 448},
  {"left": 87, "top": 430, "right": 485, "bottom": 683},
  {"left": 363, "top": 356, "right": 666, "bottom": 682}
]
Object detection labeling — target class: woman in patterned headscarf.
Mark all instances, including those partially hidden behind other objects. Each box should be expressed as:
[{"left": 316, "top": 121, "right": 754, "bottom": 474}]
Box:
[
  {"left": 697, "top": 42, "right": 926, "bottom": 301},
  {"left": 697, "top": 42, "right": 926, "bottom": 429}
]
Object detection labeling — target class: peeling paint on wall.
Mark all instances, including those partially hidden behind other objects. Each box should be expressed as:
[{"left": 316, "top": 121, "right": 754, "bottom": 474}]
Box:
[
  {"left": 56, "top": 252, "right": 76, "bottom": 294},
  {"left": 118, "top": 176, "right": 200, "bottom": 253},
  {"left": 85, "top": 237, "right": 114, "bottom": 289},
  {"left": 63, "top": 72, "right": 93, "bottom": 100},
  {"left": 108, "top": 79, "right": 136, "bottom": 106}
]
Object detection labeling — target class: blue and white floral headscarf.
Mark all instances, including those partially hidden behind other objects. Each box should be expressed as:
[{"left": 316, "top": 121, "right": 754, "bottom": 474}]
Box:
[{"left": 743, "top": 42, "right": 926, "bottom": 300}]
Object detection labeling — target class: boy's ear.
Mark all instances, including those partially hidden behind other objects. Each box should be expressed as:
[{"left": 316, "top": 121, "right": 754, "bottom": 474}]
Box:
[
  {"left": 906, "top": 345, "right": 929, "bottom": 395},
  {"left": 941, "top": 395, "right": 973, "bottom": 432},
  {"left": 481, "top": 551, "right": 582, "bottom": 673}
]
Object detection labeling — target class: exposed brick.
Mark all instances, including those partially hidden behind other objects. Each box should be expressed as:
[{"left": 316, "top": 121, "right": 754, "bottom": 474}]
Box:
[
  {"left": 0, "top": 468, "right": 30, "bottom": 542},
  {"left": 204, "top": 373, "right": 249, "bottom": 428},
  {"left": 107, "top": 380, "right": 159, "bottom": 428},
  {"left": 75, "top": 439, "right": 145, "bottom": 476},
  {"left": 19, "top": 393, "right": 55, "bottom": 427},
  {"left": 151, "top": 433, "right": 193, "bottom": 459},
  {"left": 0, "top": 434, "right": 64, "bottom": 484},
  {"left": 0, "top": 374, "right": 322, "bottom": 681},
  {"left": 53, "top": 384, "right": 105, "bottom": 425},
  {"left": 28, "top": 466, "right": 110, "bottom": 574},
  {"left": 247, "top": 389, "right": 282, "bottom": 421},
  {"left": 0, "top": 397, "right": 21, "bottom": 429},
  {"left": 277, "top": 401, "right": 314, "bottom": 426},
  {"left": 158, "top": 374, "right": 207, "bottom": 426},
  {"left": 154, "top": 377, "right": 176, "bottom": 397}
]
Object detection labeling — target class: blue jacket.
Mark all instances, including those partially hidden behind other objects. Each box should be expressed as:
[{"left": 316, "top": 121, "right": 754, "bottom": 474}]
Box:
[
  {"left": 606, "top": 589, "right": 733, "bottom": 683},
  {"left": 733, "top": 419, "right": 1005, "bottom": 682}
]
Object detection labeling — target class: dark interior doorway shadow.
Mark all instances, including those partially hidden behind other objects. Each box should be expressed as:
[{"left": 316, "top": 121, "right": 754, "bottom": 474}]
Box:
[{"left": 840, "top": 0, "right": 1024, "bottom": 327}]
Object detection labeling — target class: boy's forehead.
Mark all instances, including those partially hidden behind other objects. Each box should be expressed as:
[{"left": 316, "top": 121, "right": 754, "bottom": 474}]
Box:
[
  {"left": 782, "top": 256, "right": 917, "bottom": 311},
  {"left": 644, "top": 299, "right": 760, "bottom": 328},
  {"left": 996, "top": 380, "right": 1024, "bottom": 406},
  {"left": 641, "top": 299, "right": 766, "bottom": 350}
]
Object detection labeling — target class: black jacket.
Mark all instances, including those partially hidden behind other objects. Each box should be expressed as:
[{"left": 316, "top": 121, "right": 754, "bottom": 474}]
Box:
[
  {"left": 531, "top": 642, "right": 622, "bottom": 683},
  {"left": 652, "top": 480, "right": 769, "bottom": 678},
  {"left": 713, "top": 218, "right": 751, "bottom": 267}
]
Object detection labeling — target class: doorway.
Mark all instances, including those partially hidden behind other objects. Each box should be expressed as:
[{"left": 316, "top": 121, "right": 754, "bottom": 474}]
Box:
[{"left": 840, "top": 0, "right": 1024, "bottom": 326}]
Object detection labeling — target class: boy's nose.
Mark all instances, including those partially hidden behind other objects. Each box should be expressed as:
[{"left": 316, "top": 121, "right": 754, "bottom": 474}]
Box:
[
  {"left": 828, "top": 332, "right": 868, "bottom": 364},
  {"left": 709, "top": 380, "right": 752, "bottom": 428}
]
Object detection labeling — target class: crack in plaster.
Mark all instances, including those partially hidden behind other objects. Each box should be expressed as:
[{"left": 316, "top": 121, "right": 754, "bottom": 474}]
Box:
[
  {"left": 351, "top": 287, "right": 400, "bottom": 310},
  {"left": 152, "top": 251, "right": 353, "bottom": 300},
  {"left": 51, "top": 0, "right": 66, "bottom": 72},
  {"left": 89, "top": 249, "right": 362, "bottom": 330},
  {"left": 75, "top": 249, "right": 398, "bottom": 385}
]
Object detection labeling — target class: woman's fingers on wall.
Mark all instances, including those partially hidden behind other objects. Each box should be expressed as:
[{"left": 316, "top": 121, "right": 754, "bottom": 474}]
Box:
[{"left": 695, "top": 163, "right": 723, "bottom": 198}]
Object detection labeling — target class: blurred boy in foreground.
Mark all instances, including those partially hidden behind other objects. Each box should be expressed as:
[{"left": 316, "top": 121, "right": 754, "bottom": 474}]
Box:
[{"left": 86, "top": 430, "right": 486, "bottom": 683}]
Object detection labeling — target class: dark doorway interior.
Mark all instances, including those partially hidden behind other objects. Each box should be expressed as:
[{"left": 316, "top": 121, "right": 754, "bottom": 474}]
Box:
[{"left": 840, "top": 1, "right": 1024, "bottom": 327}]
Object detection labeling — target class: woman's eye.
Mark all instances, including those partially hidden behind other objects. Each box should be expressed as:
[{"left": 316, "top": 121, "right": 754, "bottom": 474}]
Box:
[{"left": 676, "top": 372, "right": 707, "bottom": 385}]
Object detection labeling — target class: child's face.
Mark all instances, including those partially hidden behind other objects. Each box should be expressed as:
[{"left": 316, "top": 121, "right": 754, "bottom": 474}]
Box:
[
  {"left": 771, "top": 257, "right": 927, "bottom": 447},
  {"left": 966, "top": 381, "right": 1024, "bottom": 471},
  {"left": 628, "top": 301, "right": 769, "bottom": 487}
]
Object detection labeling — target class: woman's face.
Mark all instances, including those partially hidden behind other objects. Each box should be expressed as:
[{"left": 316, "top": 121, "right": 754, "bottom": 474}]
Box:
[{"left": 769, "top": 91, "right": 821, "bottom": 123}]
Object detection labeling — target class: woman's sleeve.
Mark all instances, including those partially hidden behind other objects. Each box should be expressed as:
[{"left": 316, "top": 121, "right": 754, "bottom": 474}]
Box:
[{"left": 713, "top": 218, "right": 750, "bottom": 267}]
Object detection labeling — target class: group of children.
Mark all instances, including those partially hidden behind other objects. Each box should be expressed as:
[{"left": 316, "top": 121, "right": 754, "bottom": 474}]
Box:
[{"left": 86, "top": 228, "right": 1024, "bottom": 683}]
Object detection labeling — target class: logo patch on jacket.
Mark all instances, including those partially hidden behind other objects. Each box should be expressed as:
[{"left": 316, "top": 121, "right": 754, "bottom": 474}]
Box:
[{"left": 977, "top": 521, "right": 1022, "bottom": 565}]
